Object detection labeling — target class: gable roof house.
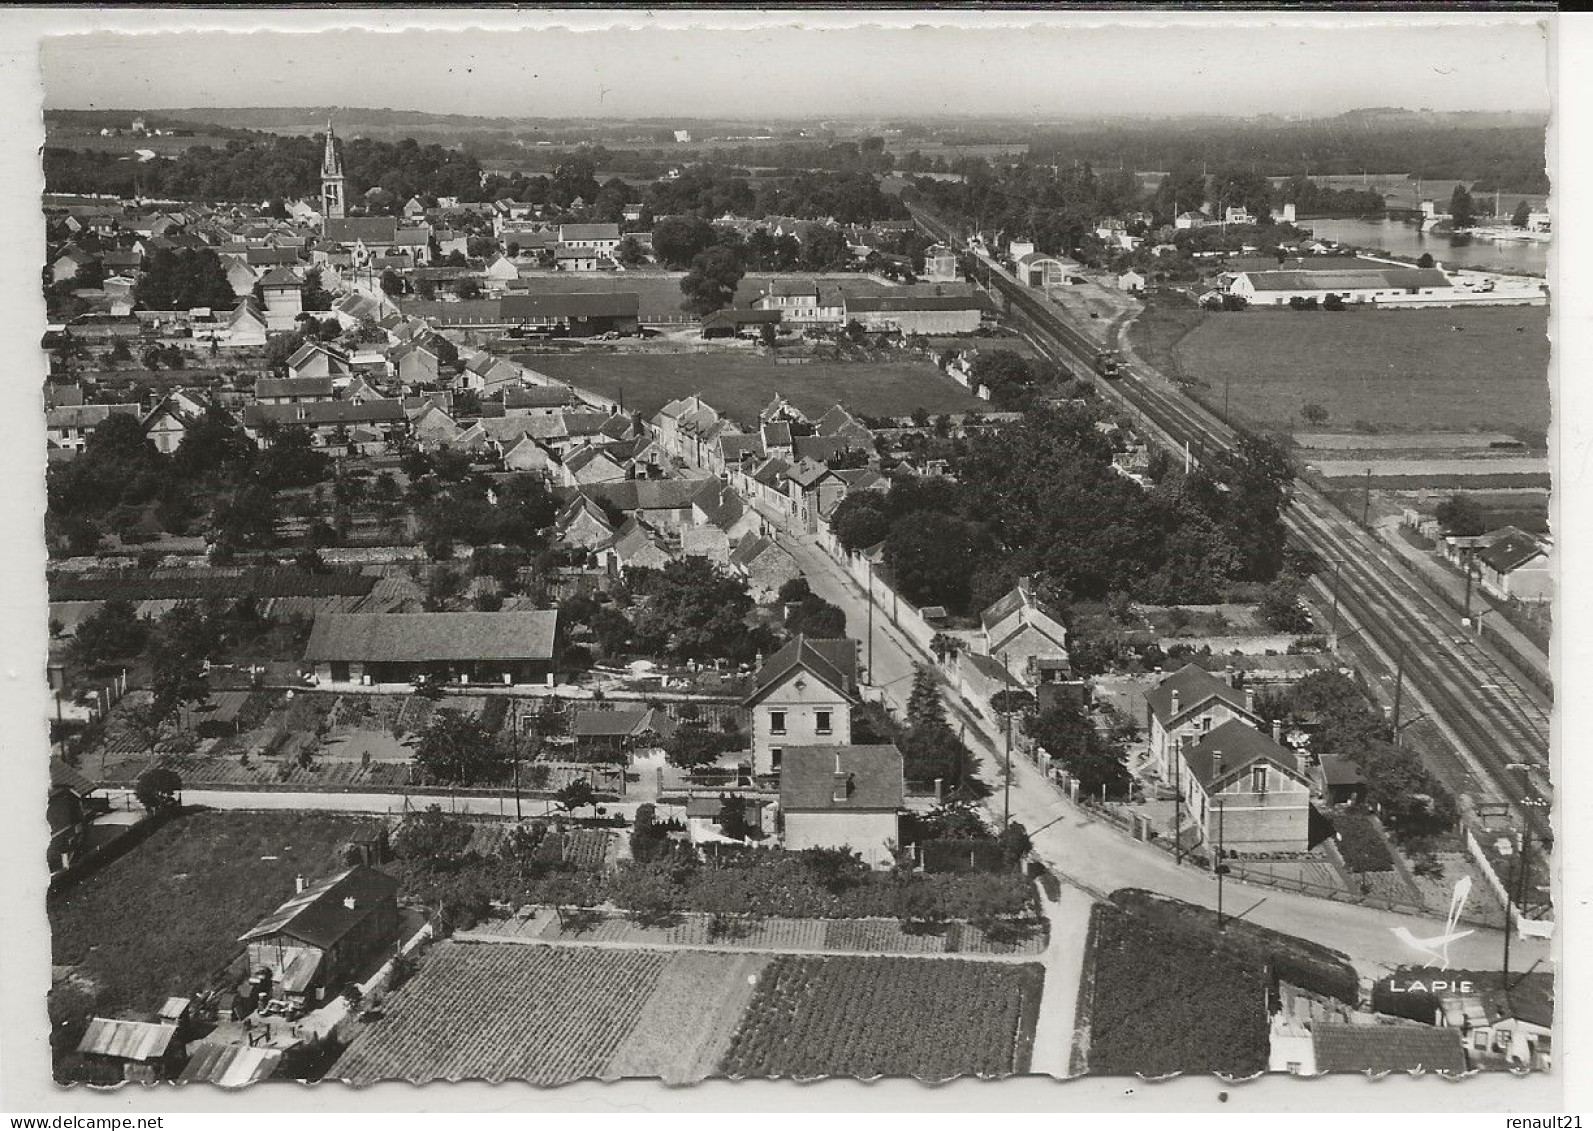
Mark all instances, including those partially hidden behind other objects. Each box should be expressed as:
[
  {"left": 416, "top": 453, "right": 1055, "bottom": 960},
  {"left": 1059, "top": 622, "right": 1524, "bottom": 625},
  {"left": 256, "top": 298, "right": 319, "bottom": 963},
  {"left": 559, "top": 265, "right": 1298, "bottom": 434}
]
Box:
[
  {"left": 779, "top": 745, "right": 905, "bottom": 868},
  {"left": 240, "top": 399, "right": 408, "bottom": 453},
  {"left": 729, "top": 534, "right": 803, "bottom": 602},
  {"left": 46, "top": 402, "right": 141, "bottom": 454},
  {"left": 223, "top": 298, "right": 270, "bottom": 346},
  {"left": 554, "top": 494, "right": 618, "bottom": 549},
  {"left": 597, "top": 515, "right": 677, "bottom": 576},
  {"left": 1476, "top": 530, "right": 1551, "bottom": 604},
  {"left": 239, "top": 866, "right": 400, "bottom": 1011},
  {"left": 1144, "top": 662, "right": 1262, "bottom": 786},
  {"left": 254, "top": 374, "right": 335, "bottom": 406},
  {"left": 285, "top": 341, "right": 352, "bottom": 381},
  {"left": 744, "top": 635, "right": 861, "bottom": 777},
  {"left": 1175, "top": 719, "right": 1314, "bottom": 854},
  {"left": 979, "top": 576, "right": 1070, "bottom": 686}
]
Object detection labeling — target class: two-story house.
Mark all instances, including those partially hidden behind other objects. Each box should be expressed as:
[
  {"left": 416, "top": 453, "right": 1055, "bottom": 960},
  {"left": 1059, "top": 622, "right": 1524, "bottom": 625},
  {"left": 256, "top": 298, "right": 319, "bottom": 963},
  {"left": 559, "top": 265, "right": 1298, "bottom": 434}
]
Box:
[
  {"left": 744, "top": 635, "right": 860, "bottom": 776},
  {"left": 1178, "top": 719, "right": 1313, "bottom": 854},
  {"left": 1144, "top": 663, "right": 1262, "bottom": 783}
]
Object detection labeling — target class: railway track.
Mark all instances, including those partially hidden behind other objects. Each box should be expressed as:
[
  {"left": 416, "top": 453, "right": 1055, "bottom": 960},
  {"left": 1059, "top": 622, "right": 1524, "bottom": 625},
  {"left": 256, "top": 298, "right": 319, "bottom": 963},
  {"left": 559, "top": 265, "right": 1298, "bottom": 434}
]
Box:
[{"left": 908, "top": 203, "right": 1553, "bottom": 842}]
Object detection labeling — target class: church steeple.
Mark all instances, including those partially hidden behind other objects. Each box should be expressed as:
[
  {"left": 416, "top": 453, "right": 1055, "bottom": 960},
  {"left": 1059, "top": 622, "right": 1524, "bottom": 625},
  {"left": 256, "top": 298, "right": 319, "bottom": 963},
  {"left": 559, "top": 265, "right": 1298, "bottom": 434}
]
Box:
[{"left": 321, "top": 114, "right": 346, "bottom": 223}]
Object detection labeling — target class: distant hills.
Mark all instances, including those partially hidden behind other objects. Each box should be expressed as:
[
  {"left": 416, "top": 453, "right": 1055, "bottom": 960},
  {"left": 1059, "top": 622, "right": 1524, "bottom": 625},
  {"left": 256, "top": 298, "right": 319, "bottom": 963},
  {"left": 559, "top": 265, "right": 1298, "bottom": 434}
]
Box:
[{"left": 43, "top": 105, "right": 1548, "bottom": 142}]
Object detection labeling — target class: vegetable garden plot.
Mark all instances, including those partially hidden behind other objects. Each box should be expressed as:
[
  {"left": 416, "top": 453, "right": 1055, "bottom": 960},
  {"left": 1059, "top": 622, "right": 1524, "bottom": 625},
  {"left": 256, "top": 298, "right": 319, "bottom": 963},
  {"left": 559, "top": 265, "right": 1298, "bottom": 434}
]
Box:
[
  {"left": 331, "top": 943, "right": 668, "bottom": 1085},
  {"left": 718, "top": 955, "right": 1044, "bottom": 1080},
  {"left": 602, "top": 951, "right": 770, "bottom": 1084}
]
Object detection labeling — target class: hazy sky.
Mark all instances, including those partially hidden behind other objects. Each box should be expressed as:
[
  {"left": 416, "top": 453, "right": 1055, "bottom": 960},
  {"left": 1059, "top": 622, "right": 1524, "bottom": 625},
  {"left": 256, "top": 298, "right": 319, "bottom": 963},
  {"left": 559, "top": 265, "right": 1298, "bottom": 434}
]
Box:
[{"left": 40, "top": 11, "right": 1550, "bottom": 121}]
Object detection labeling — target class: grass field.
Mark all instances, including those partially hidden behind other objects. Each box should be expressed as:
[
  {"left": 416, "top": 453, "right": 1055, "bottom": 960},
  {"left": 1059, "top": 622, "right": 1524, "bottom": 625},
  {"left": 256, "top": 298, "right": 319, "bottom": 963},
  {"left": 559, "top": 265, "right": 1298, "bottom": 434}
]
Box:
[
  {"left": 1133, "top": 301, "right": 1550, "bottom": 441},
  {"left": 493, "top": 272, "right": 896, "bottom": 320},
  {"left": 719, "top": 955, "right": 1043, "bottom": 1080},
  {"left": 519, "top": 351, "right": 987, "bottom": 422},
  {"left": 49, "top": 810, "right": 379, "bottom": 1017}
]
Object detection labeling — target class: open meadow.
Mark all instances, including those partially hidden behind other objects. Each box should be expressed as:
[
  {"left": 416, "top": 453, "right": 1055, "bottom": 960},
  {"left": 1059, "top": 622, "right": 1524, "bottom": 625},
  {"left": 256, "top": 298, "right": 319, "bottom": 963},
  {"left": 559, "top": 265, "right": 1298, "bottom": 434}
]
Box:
[
  {"left": 518, "top": 351, "right": 987, "bottom": 423},
  {"left": 49, "top": 810, "right": 380, "bottom": 1017},
  {"left": 1134, "top": 302, "right": 1550, "bottom": 442}
]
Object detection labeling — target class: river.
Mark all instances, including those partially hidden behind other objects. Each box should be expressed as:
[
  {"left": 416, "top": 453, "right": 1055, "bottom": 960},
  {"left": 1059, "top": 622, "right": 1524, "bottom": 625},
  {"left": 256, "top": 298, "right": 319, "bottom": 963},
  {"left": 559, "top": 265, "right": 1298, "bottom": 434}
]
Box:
[{"left": 1305, "top": 217, "right": 1548, "bottom": 277}]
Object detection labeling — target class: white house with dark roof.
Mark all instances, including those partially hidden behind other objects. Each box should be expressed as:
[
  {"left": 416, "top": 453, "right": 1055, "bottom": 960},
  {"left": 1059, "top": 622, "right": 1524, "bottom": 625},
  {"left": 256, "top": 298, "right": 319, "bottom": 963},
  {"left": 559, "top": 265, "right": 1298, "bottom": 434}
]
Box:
[
  {"left": 744, "top": 635, "right": 861, "bottom": 776},
  {"left": 779, "top": 744, "right": 904, "bottom": 867},
  {"left": 1476, "top": 530, "right": 1551, "bottom": 604},
  {"left": 1144, "top": 662, "right": 1262, "bottom": 783},
  {"left": 1177, "top": 719, "right": 1313, "bottom": 853}
]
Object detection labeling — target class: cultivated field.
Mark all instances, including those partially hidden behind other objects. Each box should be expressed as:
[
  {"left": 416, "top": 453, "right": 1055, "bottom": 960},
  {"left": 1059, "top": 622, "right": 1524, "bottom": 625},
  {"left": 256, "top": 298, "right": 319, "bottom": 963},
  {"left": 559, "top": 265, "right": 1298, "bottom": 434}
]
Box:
[
  {"left": 49, "top": 810, "right": 379, "bottom": 1016},
  {"left": 492, "top": 272, "right": 897, "bottom": 321},
  {"left": 332, "top": 943, "right": 672, "bottom": 1084},
  {"left": 1134, "top": 303, "right": 1550, "bottom": 441},
  {"left": 719, "top": 955, "right": 1043, "bottom": 1080},
  {"left": 332, "top": 942, "right": 1042, "bottom": 1084},
  {"left": 519, "top": 352, "right": 987, "bottom": 422}
]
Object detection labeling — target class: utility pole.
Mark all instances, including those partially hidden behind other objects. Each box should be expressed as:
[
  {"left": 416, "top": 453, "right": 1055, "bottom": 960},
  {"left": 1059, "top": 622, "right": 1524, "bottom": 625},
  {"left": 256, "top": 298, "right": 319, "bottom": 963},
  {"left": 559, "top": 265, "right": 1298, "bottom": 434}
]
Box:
[
  {"left": 1362, "top": 467, "right": 1373, "bottom": 527},
  {"left": 1173, "top": 743, "right": 1183, "bottom": 865},
  {"left": 1328, "top": 559, "right": 1344, "bottom": 645},
  {"left": 1391, "top": 644, "right": 1407, "bottom": 744},
  {"left": 1463, "top": 557, "right": 1476, "bottom": 617},
  {"left": 1213, "top": 751, "right": 1227, "bottom": 931},
  {"left": 1223, "top": 374, "right": 1231, "bottom": 420},
  {"left": 511, "top": 706, "right": 523, "bottom": 821},
  {"left": 865, "top": 557, "right": 874, "bottom": 682},
  {"left": 1003, "top": 706, "right": 1013, "bottom": 830}
]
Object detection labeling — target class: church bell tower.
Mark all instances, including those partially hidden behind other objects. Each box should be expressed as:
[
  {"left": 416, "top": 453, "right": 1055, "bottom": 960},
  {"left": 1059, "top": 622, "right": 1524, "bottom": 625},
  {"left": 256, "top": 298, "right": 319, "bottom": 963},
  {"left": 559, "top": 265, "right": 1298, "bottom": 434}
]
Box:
[{"left": 321, "top": 116, "right": 346, "bottom": 224}]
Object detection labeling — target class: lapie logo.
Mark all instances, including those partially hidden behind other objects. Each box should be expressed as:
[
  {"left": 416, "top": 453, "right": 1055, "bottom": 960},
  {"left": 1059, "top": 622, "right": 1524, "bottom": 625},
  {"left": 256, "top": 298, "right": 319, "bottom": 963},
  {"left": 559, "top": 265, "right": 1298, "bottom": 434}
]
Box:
[{"left": 1389, "top": 875, "right": 1474, "bottom": 970}]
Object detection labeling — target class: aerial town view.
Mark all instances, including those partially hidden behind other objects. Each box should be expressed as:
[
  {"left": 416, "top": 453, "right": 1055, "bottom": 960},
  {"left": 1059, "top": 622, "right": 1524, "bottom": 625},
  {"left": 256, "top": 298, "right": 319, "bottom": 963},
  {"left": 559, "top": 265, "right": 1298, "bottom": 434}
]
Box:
[{"left": 24, "top": 11, "right": 1556, "bottom": 1104}]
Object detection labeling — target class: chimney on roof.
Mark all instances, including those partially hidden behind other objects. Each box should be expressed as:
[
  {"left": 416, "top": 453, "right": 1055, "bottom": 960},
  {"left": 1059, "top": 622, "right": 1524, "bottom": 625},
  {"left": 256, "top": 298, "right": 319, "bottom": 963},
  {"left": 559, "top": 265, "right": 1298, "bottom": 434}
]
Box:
[
  {"left": 1170, "top": 689, "right": 1181, "bottom": 716},
  {"left": 343, "top": 896, "right": 357, "bottom": 911},
  {"left": 295, "top": 875, "right": 306, "bottom": 893},
  {"left": 1245, "top": 687, "right": 1255, "bottom": 713},
  {"left": 1272, "top": 718, "right": 1283, "bottom": 744}
]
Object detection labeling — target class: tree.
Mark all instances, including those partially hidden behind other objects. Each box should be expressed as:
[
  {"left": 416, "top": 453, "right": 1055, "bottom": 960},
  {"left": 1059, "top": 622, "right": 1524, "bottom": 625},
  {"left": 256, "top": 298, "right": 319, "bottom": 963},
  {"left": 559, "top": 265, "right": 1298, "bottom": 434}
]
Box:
[
  {"left": 1511, "top": 199, "right": 1533, "bottom": 228},
  {"left": 555, "top": 778, "right": 599, "bottom": 818},
  {"left": 412, "top": 709, "right": 512, "bottom": 787},
  {"left": 133, "top": 247, "right": 235, "bottom": 311},
  {"left": 1448, "top": 184, "right": 1475, "bottom": 230},
  {"left": 1300, "top": 402, "right": 1329, "bottom": 426},
  {"left": 380, "top": 269, "right": 404, "bottom": 296},
  {"left": 828, "top": 492, "right": 893, "bottom": 554},
  {"left": 455, "top": 277, "right": 483, "bottom": 300},
  {"left": 1257, "top": 575, "right": 1314, "bottom": 633},
  {"left": 929, "top": 632, "right": 963, "bottom": 666},
  {"left": 652, "top": 215, "right": 716, "bottom": 269},
  {"left": 69, "top": 600, "right": 147, "bottom": 670},
  {"left": 133, "top": 765, "right": 182, "bottom": 813},
  {"left": 679, "top": 246, "right": 745, "bottom": 316},
  {"left": 884, "top": 512, "right": 985, "bottom": 610},
  {"left": 800, "top": 225, "right": 851, "bottom": 271},
  {"left": 717, "top": 795, "right": 754, "bottom": 840},
  {"left": 1415, "top": 252, "right": 1435, "bottom": 269},
  {"left": 665, "top": 724, "right": 739, "bottom": 770},
  {"left": 627, "top": 558, "right": 763, "bottom": 664},
  {"left": 614, "top": 236, "right": 648, "bottom": 267},
  {"left": 1027, "top": 701, "right": 1131, "bottom": 799},
  {"left": 1435, "top": 493, "right": 1486, "bottom": 537},
  {"left": 906, "top": 665, "right": 947, "bottom": 729}
]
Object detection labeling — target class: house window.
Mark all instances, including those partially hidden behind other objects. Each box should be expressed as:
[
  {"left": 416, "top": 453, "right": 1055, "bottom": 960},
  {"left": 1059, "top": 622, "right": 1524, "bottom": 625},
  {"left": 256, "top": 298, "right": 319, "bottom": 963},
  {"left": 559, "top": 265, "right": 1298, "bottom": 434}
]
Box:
[
  {"left": 1201, "top": 716, "right": 1213, "bottom": 733},
  {"left": 1473, "top": 1031, "right": 1489, "bottom": 1050},
  {"left": 1493, "top": 1030, "right": 1511, "bottom": 1053},
  {"left": 1252, "top": 765, "right": 1267, "bottom": 793},
  {"left": 816, "top": 710, "right": 832, "bottom": 735},
  {"left": 770, "top": 710, "right": 786, "bottom": 735},
  {"left": 771, "top": 748, "right": 783, "bottom": 771}
]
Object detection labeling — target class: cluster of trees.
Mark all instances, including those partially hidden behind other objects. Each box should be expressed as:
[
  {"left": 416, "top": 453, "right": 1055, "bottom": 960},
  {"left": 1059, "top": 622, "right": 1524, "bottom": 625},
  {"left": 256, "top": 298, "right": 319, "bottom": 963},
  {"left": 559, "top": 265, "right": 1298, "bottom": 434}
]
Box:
[
  {"left": 47, "top": 409, "right": 329, "bottom": 557},
  {"left": 399, "top": 448, "right": 556, "bottom": 559},
  {"left": 830, "top": 407, "right": 1292, "bottom": 615},
  {"left": 132, "top": 247, "right": 236, "bottom": 311},
  {"left": 46, "top": 132, "right": 485, "bottom": 206},
  {"left": 1254, "top": 671, "right": 1458, "bottom": 843},
  {"left": 913, "top": 160, "right": 1141, "bottom": 260},
  {"left": 966, "top": 349, "right": 1065, "bottom": 411},
  {"left": 1024, "top": 698, "right": 1134, "bottom": 799}
]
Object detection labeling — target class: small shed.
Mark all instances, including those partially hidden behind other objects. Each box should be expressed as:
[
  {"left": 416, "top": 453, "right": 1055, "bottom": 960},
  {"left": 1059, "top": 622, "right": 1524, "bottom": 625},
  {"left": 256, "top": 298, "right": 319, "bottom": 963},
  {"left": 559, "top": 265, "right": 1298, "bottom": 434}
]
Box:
[{"left": 76, "top": 1018, "right": 183, "bottom": 1081}]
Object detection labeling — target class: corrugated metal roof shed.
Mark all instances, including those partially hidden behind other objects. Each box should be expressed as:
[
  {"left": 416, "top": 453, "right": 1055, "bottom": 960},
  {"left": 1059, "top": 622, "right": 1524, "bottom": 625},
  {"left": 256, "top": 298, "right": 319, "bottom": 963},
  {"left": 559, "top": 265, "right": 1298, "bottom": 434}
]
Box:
[{"left": 77, "top": 1018, "right": 178, "bottom": 1061}]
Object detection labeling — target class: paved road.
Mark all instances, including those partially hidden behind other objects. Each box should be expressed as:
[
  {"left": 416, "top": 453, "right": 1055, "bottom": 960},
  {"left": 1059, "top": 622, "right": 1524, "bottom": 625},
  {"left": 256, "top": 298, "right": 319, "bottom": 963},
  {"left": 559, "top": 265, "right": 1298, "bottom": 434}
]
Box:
[{"left": 778, "top": 523, "right": 1550, "bottom": 979}]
